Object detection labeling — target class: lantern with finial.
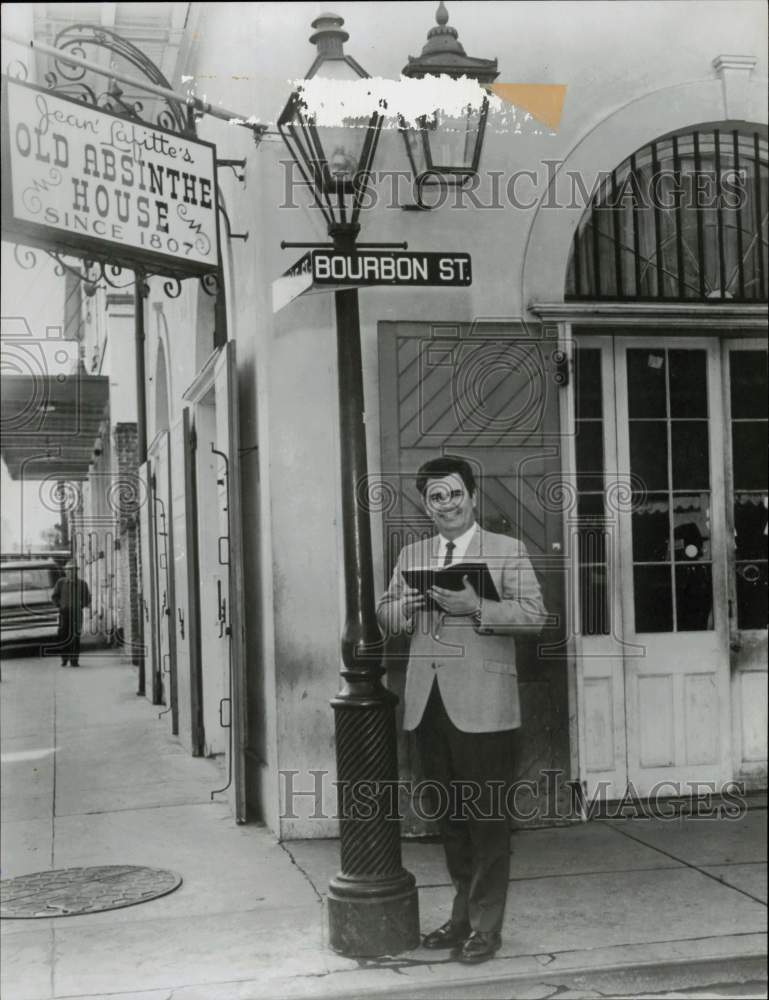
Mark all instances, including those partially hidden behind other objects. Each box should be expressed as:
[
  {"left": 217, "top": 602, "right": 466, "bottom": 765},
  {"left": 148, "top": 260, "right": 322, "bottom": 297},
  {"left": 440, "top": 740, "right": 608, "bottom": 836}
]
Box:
[
  {"left": 401, "top": 1, "right": 498, "bottom": 187},
  {"left": 278, "top": 13, "right": 384, "bottom": 231}
]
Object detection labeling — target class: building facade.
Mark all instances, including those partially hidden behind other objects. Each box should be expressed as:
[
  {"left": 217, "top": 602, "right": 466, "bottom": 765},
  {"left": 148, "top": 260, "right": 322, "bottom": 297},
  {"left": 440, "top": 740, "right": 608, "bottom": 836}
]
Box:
[{"left": 5, "top": 1, "right": 767, "bottom": 838}]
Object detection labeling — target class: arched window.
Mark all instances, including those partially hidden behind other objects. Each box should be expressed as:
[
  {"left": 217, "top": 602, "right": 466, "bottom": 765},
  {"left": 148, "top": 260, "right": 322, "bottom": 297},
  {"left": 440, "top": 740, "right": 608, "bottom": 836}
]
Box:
[{"left": 566, "top": 125, "right": 768, "bottom": 301}]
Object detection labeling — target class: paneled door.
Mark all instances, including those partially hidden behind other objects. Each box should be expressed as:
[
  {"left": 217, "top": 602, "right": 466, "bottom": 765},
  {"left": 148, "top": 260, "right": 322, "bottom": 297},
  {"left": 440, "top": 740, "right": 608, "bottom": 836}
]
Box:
[
  {"left": 137, "top": 459, "right": 160, "bottom": 703},
  {"left": 574, "top": 337, "right": 733, "bottom": 799},
  {"left": 378, "top": 320, "right": 567, "bottom": 832},
  {"left": 615, "top": 338, "right": 731, "bottom": 794},
  {"left": 148, "top": 430, "right": 178, "bottom": 728},
  {"left": 183, "top": 341, "right": 247, "bottom": 821}
]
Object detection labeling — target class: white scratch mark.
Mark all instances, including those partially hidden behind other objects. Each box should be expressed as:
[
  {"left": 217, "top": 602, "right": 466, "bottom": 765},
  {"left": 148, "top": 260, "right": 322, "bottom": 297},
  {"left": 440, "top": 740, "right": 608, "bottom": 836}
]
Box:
[
  {"left": 295, "top": 75, "right": 493, "bottom": 127},
  {"left": 2, "top": 747, "right": 57, "bottom": 763}
]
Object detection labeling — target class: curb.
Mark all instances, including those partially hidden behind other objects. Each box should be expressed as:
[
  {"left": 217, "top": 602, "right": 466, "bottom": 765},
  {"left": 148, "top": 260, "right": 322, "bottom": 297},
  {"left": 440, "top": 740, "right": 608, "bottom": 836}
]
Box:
[{"left": 310, "top": 953, "right": 768, "bottom": 1000}]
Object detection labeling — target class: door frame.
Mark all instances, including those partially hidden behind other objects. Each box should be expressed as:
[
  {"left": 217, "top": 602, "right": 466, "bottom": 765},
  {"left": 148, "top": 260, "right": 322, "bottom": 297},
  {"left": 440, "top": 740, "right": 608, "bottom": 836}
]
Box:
[
  {"left": 138, "top": 458, "right": 160, "bottom": 704},
  {"left": 721, "top": 337, "right": 769, "bottom": 786},
  {"left": 183, "top": 342, "right": 248, "bottom": 822},
  {"left": 148, "top": 429, "right": 178, "bottom": 728},
  {"left": 613, "top": 334, "right": 731, "bottom": 792},
  {"left": 168, "top": 408, "right": 205, "bottom": 755},
  {"left": 548, "top": 313, "right": 762, "bottom": 802},
  {"left": 561, "top": 331, "right": 632, "bottom": 802}
]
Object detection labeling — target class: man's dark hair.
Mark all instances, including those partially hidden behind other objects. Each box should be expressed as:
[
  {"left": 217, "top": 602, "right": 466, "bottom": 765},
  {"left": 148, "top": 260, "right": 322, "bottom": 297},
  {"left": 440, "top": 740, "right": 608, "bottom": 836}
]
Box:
[{"left": 416, "top": 455, "right": 477, "bottom": 498}]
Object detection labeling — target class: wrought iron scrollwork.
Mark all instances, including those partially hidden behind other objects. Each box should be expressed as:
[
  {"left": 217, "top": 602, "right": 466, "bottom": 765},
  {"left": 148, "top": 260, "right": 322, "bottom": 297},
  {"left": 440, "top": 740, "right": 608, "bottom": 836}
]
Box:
[
  {"left": 162, "top": 277, "right": 183, "bottom": 299},
  {"left": 200, "top": 272, "right": 221, "bottom": 298},
  {"left": 42, "top": 71, "right": 99, "bottom": 110},
  {"left": 14, "top": 242, "right": 218, "bottom": 301},
  {"left": 7, "top": 59, "right": 30, "bottom": 81},
  {"left": 156, "top": 271, "right": 221, "bottom": 299},
  {"left": 44, "top": 23, "right": 193, "bottom": 137},
  {"left": 99, "top": 80, "right": 145, "bottom": 124},
  {"left": 13, "top": 244, "right": 37, "bottom": 270},
  {"left": 46, "top": 253, "right": 135, "bottom": 294}
]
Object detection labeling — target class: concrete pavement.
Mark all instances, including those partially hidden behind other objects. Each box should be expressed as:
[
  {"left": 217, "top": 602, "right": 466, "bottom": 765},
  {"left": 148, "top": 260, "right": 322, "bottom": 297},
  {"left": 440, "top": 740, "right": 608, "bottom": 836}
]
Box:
[{"left": 1, "top": 647, "right": 766, "bottom": 1000}]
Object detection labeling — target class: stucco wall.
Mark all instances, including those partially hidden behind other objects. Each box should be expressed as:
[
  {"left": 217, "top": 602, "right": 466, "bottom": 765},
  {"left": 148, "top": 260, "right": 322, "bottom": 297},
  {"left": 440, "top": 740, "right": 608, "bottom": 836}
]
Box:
[{"left": 137, "top": 0, "right": 767, "bottom": 836}]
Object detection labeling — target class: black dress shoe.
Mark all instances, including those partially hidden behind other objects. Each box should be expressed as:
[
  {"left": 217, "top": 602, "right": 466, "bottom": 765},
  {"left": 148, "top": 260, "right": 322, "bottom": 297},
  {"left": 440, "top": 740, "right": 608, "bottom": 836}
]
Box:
[
  {"left": 457, "top": 930, "right": 501, "bottom": 964},
  {"left": 422, "top": 919, "right": 471, "bottom": 950}
]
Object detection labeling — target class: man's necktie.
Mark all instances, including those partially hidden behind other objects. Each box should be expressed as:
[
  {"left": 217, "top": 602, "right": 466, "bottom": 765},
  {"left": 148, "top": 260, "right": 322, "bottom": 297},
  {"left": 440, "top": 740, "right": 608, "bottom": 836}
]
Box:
[{"left": 443, "top": 541, "right": 455, "bottom": 567}]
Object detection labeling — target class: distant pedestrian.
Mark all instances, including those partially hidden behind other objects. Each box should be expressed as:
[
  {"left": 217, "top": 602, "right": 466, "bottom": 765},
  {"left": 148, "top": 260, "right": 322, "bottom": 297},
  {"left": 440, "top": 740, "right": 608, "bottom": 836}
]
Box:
[{"left": 51, "top": 560, "right": 91, "bottom": 667}]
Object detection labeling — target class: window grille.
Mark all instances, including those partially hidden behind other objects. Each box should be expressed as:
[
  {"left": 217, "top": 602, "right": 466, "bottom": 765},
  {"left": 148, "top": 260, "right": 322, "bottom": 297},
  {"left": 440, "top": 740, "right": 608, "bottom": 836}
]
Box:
[{"left": 566, "top": 127, "right": 768, "bottom": 302}]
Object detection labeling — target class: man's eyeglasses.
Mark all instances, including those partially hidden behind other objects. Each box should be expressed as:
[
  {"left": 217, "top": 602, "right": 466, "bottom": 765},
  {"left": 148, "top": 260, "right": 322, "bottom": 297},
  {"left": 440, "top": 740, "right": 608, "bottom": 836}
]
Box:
[{"left": 426, "top": 488, "right": 465, "bottom": 506}]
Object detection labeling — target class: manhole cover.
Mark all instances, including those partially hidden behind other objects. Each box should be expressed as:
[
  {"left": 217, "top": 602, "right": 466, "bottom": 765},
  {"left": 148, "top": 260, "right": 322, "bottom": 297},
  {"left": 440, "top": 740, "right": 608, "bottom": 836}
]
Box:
[{"left": 0, "top": 865, "right": 182, "bottom": 918}]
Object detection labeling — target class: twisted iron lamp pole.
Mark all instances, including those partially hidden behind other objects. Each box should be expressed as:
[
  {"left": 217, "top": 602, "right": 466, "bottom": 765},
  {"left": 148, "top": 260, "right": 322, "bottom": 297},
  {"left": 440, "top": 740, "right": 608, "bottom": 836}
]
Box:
[{"left": 278, "top": 14, "right": 420, "bottom": 957}]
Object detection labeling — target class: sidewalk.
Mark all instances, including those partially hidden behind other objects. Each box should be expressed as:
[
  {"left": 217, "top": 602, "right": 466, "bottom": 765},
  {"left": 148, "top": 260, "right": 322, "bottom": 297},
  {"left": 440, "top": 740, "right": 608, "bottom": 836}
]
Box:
[{"left": 1, "top": 647, "right": 766, "bottom": 1000}]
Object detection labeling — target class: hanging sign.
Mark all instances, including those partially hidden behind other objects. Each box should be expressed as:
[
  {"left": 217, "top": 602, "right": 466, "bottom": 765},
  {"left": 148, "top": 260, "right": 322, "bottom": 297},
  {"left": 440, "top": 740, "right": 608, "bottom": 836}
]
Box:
[
  {"left": 272, "top": 249, "right": 472, "bottom": 312},
  {"left": 1, "top": 77, "right": 220, "bottom": 277}
]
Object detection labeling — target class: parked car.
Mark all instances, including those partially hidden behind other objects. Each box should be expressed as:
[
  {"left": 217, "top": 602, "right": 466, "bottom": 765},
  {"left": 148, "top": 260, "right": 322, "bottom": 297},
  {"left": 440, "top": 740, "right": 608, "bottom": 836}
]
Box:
[{"left": 0, "top": 559, "right": 63, "bottom": 653}]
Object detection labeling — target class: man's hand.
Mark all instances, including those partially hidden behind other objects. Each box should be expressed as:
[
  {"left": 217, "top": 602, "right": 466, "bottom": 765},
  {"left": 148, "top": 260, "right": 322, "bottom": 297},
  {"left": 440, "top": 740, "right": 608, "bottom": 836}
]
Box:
[
  {"left": 401, "top": 586, "right": 426, "bottom": 622},
  {"left": 429, "top": 576, "right": 480, "bottom": 616}
]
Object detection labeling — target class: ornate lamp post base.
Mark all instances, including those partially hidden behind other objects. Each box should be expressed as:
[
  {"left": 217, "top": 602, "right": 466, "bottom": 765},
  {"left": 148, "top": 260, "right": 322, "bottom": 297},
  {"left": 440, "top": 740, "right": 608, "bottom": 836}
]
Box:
[
  {"left": 327, "top": 688, "right": 420, "bottom": 956},
  {"left": 328, "top": 872, "right": 420, "bottom": 956}
]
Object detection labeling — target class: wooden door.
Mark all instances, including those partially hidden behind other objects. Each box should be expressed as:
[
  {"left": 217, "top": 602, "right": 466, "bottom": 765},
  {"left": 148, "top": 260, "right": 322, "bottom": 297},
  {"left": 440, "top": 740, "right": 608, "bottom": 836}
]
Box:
[
  {"left": 170, "top": 408, "right": 204, "bottom": 754},
  {"left": 183, "top": 342, "right": 247, "bottom": 821},
  {"left": 378, "top": 321, "right": 568, "bottom": 830},
  {"left": 148, "top": 430, "right": 178, "bottom": 728},
  {"left": 213, "top": 342, "right": 247, "bottom": 823},
  {"left": 570, "top": 339, "right": 631, "bottom": 801},
  {"left": 137, "top": 459, "right": 159, "bottom": 703}
]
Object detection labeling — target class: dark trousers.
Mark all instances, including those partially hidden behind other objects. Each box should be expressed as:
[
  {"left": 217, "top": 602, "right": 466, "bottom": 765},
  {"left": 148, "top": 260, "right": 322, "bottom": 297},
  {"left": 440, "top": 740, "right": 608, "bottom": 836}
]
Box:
[
  {"left": 415, "top": 680, "right": 515, "bottom": 935},
  {"left": 57, "top": 610, "right": 82, "bottom": 664}
]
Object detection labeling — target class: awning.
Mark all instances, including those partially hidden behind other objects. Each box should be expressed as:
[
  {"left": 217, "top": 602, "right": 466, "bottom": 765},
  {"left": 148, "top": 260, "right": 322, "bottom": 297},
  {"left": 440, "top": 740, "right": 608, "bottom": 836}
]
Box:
[{"left": 0, "top": 369, "right": 109, "bottom": 481}]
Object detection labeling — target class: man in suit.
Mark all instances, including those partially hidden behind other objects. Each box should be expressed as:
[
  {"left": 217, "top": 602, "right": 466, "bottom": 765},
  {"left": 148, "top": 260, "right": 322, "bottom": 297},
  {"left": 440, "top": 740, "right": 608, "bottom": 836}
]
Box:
[{"left": 377, "top": 455, "right": 547, "bottom": 964}]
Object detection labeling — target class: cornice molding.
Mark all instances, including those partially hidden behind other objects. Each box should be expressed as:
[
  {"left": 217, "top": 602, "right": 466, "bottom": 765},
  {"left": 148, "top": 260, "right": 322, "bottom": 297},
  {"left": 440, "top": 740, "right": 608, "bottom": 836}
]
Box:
[{"left": 530, "top": 301, "right": 768, "bottom": 330}]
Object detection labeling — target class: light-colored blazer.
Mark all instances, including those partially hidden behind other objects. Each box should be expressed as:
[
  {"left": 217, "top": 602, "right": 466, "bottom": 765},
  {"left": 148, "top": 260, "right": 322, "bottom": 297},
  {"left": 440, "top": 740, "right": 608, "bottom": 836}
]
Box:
[{"left": 377, "top": 526, "right": 547, "bottom": 733}]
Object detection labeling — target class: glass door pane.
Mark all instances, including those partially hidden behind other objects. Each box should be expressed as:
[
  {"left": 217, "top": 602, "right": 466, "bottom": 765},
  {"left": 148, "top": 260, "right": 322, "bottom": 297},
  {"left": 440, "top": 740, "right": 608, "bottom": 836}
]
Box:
[
  {"left": 626, "top": 347, "right": 713, "bottom": 633},
  {"left": 729, "top": 349, "right": 768, "bottom": 629},
  {"left": 574, "top": 347, "right": 609, "bottom": 635}
]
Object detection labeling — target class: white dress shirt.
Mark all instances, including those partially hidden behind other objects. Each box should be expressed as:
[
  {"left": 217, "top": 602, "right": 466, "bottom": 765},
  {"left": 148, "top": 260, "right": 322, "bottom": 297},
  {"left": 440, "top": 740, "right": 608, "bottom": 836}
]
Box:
[{"left": 434, "top": 522, "right": 478, "bottom": 565}]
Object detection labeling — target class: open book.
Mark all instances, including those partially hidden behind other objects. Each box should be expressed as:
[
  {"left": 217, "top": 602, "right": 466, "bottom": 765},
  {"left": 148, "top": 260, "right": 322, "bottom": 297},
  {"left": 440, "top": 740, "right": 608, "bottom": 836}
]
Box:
[{"left": 401, "top": 562, "right": 500, "bottom": 603}]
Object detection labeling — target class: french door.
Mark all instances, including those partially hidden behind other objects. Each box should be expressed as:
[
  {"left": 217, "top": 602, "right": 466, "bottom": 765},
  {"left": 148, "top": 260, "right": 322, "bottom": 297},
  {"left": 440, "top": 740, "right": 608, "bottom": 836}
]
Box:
[
  {"left": 575, "top": 335, "right": 741, "bottom": 799},
  {"left": 723, "top": 341, "right": 768, "bottom": 786}
]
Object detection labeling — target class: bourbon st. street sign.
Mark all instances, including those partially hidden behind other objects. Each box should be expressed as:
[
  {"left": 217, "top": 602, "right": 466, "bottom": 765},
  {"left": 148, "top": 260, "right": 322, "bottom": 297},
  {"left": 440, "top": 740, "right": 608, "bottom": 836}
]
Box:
[
  {"left": 272, "top": 249, "right": 472, "bottom": 312},
  {"left": 1, "top": 77, "right": 220, "bottom": 277}
]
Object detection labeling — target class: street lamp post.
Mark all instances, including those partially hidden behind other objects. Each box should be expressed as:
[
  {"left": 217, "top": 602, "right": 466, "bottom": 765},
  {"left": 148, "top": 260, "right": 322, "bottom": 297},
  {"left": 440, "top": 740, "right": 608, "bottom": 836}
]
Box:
[
  {"left": 278, "top": 5, "right": 496, "bottom": 958},
  {"left": 278, "top": 13, "right": 420, "bottom": 957}
]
